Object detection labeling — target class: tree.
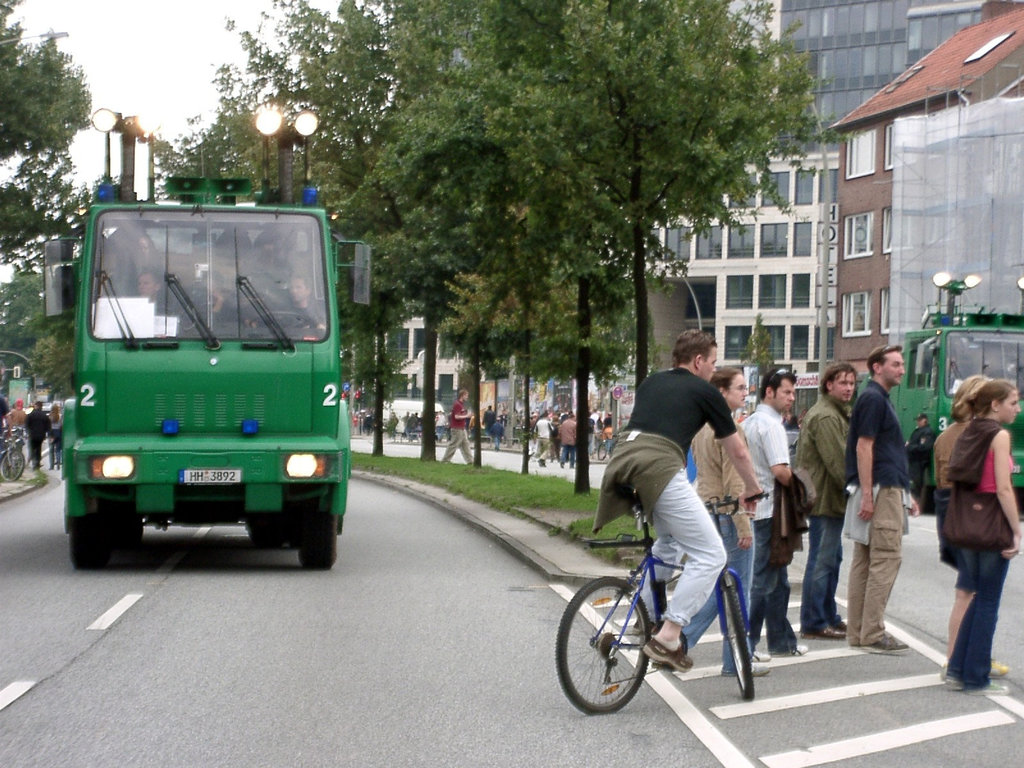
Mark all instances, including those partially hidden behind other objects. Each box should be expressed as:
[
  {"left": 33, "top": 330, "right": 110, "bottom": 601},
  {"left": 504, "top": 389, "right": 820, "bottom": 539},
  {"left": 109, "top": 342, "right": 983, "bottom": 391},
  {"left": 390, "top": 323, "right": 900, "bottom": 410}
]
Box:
[
  {"left": 743, "top": 313, "right": 775, "bottom": 377},
  {"left": 0, "top": 3, "right": 90, "bottom": 266},
  {"left": 485, "top": 0, "right": 817, "bottom": 386}
]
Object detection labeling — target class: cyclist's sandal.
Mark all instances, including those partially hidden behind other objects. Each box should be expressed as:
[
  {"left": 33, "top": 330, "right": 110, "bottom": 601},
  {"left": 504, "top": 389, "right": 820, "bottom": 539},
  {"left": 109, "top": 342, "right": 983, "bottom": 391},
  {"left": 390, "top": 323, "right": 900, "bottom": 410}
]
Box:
[{"left": 642, "top": 637, "right": 693, "bottom": 673}]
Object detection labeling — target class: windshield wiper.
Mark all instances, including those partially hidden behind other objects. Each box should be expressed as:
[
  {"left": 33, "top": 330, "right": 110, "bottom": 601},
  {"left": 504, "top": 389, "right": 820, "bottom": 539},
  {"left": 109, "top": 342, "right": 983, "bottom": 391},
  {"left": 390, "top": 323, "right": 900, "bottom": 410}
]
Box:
[
  {"left": 236, "top": 275, "right": 294, "bottom": 351},
  {"left": 97, "top": 271, "right": 139, "bottom": 349},
  {"left": 165, "top": 273, "right": 220, "bottom": 350}
]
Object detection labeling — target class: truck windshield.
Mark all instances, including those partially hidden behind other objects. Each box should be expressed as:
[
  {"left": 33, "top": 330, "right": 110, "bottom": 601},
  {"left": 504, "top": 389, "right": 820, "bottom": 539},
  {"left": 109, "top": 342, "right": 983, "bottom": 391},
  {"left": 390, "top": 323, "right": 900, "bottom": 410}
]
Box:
[
  {"left": 946, "top": 330, "right": 1024, "bottom": 395},
  {"left": 90, "top": 210, "right": 328, "bottom": 343}
]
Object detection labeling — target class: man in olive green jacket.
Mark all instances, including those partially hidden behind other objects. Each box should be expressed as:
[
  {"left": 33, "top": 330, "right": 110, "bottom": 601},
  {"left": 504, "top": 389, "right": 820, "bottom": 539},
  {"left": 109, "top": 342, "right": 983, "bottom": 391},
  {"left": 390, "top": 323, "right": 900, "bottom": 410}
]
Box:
[{"left": 795, "top": 362, "right": 856, "bottom": 640}]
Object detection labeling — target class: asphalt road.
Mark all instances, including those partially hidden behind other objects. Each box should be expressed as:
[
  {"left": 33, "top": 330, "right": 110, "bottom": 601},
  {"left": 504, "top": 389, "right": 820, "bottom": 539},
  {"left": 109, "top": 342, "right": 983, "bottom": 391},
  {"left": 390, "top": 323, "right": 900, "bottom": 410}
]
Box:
[{"left": 3, "top": 452, "right": 1024, "bottom": 767}]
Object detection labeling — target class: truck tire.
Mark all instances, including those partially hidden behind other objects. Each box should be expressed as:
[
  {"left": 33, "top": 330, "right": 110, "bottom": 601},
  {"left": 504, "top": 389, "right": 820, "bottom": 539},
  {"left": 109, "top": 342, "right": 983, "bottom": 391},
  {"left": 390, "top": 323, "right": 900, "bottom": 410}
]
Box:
[
  {"left": 299, "top": 508, "right": 337, "bottom": 569},
  {"left": 69, "top": 515, "right": 112, "bottom": 569}
]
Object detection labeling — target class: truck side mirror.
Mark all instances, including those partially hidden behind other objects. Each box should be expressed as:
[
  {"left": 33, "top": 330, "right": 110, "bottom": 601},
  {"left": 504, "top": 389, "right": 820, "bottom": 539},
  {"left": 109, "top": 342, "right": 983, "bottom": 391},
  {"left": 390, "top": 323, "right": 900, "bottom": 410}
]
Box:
[{"left": 44, "top": 239, "right": 76, "bottom": 316}]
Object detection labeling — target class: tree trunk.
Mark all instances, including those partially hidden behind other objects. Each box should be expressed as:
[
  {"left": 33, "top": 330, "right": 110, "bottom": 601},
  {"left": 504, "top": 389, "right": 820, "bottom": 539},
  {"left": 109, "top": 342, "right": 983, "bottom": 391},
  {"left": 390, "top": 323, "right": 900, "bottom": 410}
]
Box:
[
  {"left": 575, "top": 276, "right": 591, "bottom": 495},
  {"left": 633, "top": 222, "right": 649, "bottom": 388},
  {"left": 420, "top": 322, "right": 438, "bottom": 461},
  {"left": 372, "top": 324, "right": 386, "bottom": 456},
  {"left": 520, "top": 327, "right": 532, "bottom": 475},
  {"left": 471, "top": 339, "right": 482, "bottom": 468}
]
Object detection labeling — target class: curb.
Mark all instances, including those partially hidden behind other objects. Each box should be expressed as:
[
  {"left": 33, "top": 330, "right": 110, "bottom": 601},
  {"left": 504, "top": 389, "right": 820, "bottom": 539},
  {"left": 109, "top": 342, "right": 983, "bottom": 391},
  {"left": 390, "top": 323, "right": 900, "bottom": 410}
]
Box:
[
  {"left": 352, "top": 469, "right": 620, "bottom": 586},
  {"left": 0, "top": 474, "right": 49, "bottom": 505}
]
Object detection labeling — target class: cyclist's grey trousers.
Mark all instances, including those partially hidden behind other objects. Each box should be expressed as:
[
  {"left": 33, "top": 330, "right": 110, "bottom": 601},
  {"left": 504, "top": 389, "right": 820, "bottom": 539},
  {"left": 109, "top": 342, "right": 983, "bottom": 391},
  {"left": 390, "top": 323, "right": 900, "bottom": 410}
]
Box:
[{"left": 642, "top": 469, "right": 727, "bottom": 629}]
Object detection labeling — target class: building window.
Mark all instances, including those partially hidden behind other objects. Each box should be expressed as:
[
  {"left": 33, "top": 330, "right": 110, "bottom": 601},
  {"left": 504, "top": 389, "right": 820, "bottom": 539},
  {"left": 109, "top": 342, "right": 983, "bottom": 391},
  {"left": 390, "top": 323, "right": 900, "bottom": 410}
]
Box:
[
  {"left": 391, "top": 328, "right": 411, "bottom": 359},
  {"left": 791, "top": 326, "right": 809, "bottom": 359},
  {"left": 846, "top": 130, "right": 876, "bottom": 179},
  {"left": 725, "top": 325, "right": 752, "bottom": 359},
  {"left": 665, "top": 226, "right": 691, "bottom": 260},
  {"left": 413, "top": 327, "right": 426, "bottom": 359},
  {"left": 695, "top": 225, "right": 722, "bottom": 259},
  {"left": 726, "top": 275, "right": 754, "bottom": 309},
  {"left": 759, "top": 274, "right": 787, "bottom": 309},
  {"left": 760, "top": 223, "right": 788, "bottom": 258},
  {"left": 844, "top": 211, "right": 873, "bottom": 259},
  {"left": 768, "top": 171, "right": 790, "bottom": 206},
  {"left": 842, "top": 291, "right": 871, "bottom": 336},
  {"left": 730, "top": 175, "right": 757, "bottom": 209},
  {"left": 884, "top": 123, "right": 894, "bottom": 170},
  {"left": 792, "top": 274, "right": 811, "bottom": 308},
  {"left": 794, "top": 222, "right": 813, "bottom": 257},
  {"left": 767, "top": 325, "right": 786, "bottom": 359},
  {"left": 728, "top": 226, "right": 755, "bottom": 259},
  {"left": 795, "top": 170, "right": 815, "bottom": 205},
  {"left": 882, "top": 207, "right": 892, "bottom": 254},
  {"left": 880, "top": 287, "right": 890, "bottom": 334}
]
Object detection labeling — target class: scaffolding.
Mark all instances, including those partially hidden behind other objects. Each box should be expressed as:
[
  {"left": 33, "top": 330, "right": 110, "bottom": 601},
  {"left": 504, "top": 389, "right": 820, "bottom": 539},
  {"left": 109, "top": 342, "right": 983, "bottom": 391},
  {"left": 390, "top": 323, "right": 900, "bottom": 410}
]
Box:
[{"left": 891, "top": 97, "right": 1024, "bottom": 336}]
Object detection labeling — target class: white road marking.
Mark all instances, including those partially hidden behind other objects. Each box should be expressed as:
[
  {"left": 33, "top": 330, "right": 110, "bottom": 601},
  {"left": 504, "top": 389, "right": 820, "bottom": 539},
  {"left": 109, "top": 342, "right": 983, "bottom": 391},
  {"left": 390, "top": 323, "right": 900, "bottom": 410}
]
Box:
[
  {"left": 760, "top": 711, "right": 1015, "bottom": 768},
  {"left": 711, "top": 673, "right": 942, "bottom": 719},
  {"left": 0, "top": 681, "right": 35, "bottom": 711},
  {"left": 87, "top": 593, "right": 143, "bottom": 631}
]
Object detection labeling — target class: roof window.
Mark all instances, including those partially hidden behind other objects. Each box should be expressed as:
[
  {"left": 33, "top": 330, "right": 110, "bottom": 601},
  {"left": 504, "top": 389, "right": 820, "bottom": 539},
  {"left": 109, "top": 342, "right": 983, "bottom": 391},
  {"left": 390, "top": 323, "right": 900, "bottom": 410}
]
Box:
[{"left": 964, "top": 32, "right": 1014, "bottom": 64}]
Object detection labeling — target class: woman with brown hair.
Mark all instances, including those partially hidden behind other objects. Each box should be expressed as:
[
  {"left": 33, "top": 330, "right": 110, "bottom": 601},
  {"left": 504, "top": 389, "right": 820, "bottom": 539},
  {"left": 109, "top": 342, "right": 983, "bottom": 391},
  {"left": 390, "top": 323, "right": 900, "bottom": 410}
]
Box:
[{"left": 945, "top": 378, "right": 1022, "bottom": 694}]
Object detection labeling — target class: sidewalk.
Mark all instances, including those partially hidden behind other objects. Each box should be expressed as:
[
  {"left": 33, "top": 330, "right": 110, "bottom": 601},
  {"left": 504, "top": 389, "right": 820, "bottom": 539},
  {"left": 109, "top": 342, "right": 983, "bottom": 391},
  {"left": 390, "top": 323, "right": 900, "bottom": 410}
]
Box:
[{"left": 0, "top": 472, "right": 49, "bottom": 504}]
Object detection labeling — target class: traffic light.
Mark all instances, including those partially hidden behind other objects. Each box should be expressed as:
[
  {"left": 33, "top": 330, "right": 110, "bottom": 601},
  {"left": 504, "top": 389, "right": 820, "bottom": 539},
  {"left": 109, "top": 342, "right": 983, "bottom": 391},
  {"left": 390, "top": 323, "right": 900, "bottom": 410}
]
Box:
[{"left": 12, "top": 365, "right": 21, "bottom": 379}]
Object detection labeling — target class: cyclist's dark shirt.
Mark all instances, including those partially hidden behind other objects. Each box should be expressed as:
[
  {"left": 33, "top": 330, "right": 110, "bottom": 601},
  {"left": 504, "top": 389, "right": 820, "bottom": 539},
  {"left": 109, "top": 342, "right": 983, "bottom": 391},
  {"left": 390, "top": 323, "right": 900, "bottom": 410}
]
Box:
[
  {"left": 0, "top": 395, "right": 8, "bottom": 423},
  {"left": 625, "top": 368, "right": 736, "bottom": 455}
]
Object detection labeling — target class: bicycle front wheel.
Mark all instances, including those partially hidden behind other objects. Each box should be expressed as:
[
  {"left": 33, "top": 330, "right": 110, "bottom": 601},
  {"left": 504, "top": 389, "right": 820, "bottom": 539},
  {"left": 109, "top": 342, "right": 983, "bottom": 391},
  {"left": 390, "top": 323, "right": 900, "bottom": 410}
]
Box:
[
  {"left": 719, "top": 572, "right": 754, "bottom": 700},
  {"left": 1, "top": 449, "right": 25, "bottom": 481},
  {"left": 555, "top": 576, "right": 652, "bottom": 714}
]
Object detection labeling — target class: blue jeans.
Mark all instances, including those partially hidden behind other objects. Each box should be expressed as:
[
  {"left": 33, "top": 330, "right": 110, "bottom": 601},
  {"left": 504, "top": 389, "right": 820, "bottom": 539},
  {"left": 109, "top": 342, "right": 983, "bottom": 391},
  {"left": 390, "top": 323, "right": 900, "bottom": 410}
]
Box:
[
  {"left": 800, "top": 516, "right": 844, "bottom": 632},
  {"left": 748, "top": 517, "right": 798, "bottom": 654},
  {"left": 948, "top": 548, "right": 1009, "bottom": 690},
  {"left": 683, "top": 514, "right": 754, "bottom": 674},
  {"left": 560, "top": 444, "right": 576, "bottom": 468}
]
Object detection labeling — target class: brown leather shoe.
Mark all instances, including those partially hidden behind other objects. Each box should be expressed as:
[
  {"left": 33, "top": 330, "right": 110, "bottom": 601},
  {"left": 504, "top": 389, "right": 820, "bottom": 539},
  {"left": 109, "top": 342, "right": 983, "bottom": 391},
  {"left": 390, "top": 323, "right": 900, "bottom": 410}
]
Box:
[
  {"left": 642, "top": 637, "right": 693, "bottom": 673},
  {"left": 801, "top": 626, "right": 847, "bottom": 640}
]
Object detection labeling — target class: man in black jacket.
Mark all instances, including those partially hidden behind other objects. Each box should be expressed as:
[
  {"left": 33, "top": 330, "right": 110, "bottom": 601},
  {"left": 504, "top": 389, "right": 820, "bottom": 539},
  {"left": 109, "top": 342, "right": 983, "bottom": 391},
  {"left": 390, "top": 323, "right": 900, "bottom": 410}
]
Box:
[
  {"left": 906, "top": 413, "right": 935, "bottom": 502},
  {"left": 25, "top": 402, "right": 50, "bottom": 470}
]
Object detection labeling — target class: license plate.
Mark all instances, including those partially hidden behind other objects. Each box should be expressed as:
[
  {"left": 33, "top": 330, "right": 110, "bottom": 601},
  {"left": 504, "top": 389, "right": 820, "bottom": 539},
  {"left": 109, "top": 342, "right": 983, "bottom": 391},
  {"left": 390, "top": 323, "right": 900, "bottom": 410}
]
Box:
[{"left": 178, "top": 468, "right": 242, "bottom": 484}]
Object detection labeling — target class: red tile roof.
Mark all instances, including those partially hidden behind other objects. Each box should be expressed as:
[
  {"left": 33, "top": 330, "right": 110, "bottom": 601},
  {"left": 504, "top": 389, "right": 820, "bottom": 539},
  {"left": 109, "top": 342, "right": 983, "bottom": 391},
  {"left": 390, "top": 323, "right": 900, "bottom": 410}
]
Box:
[{"left": 835, "top": 6, "right": 1024, "bottom": 130}]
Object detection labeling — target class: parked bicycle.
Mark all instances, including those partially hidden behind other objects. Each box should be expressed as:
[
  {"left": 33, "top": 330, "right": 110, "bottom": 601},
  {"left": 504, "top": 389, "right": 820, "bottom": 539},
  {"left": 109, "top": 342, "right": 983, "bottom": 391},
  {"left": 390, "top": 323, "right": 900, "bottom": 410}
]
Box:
[
  {"left": 0, "top": 427, "right": 27, "bottom": 481},
  {"left": 555, "top": 486, "right": 764, "bottom": 714}
]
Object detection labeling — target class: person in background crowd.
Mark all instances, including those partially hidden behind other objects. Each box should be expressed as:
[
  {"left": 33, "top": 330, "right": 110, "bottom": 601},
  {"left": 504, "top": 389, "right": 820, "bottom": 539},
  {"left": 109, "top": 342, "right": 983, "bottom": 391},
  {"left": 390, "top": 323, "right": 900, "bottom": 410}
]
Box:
[
  {"left": 906, "top": 412, "right": 936, "bottom": 503},
  {"left": 533, "top": 410, "right": 551, "bottom": 467},
  {"left": 559, "top": 412, "right": 577, "bottom": 469},
  {"left": 797, "top": 362, "right": 857, "bottom": 641},
  {"left": 845, "top": 345, "right": 918, "bottom": 655},
  {"left": 25, "top": 401, "right": 50, "bottom": 470},
  {"left": 48, "top": 403, "right": 63, "bottom": 469},
  {"left": 442, "top": 389, "right": 473, "bottom": 464},
  {"left": 944, "top": 379, "right": 1021, "bottom": 694},
  {"left": 8, "top": 398, "right": 26, "bottom": 430}
]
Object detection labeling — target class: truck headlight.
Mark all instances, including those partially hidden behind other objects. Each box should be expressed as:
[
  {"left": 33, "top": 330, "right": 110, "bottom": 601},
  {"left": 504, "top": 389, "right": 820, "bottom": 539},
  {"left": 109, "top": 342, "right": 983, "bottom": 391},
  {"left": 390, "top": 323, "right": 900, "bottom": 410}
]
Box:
[
  {"left": 90, "top": 456, "right": 136, "bottom": 479},
  {"left": 285, "top": 453, "right": 325, "bottom": 478}
]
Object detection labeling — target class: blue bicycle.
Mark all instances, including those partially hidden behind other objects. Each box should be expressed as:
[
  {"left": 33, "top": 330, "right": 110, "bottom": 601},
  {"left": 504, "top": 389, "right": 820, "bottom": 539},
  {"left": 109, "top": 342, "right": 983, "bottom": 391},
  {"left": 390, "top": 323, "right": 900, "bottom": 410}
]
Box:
[{"left": 555, "top": 486, "right": 760, "bottom": 713}]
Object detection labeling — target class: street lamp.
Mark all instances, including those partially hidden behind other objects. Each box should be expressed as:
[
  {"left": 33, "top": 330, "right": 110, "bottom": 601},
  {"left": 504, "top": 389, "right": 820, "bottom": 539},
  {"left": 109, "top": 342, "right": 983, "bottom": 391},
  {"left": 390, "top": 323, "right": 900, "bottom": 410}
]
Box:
[
  {"left": 1016, "top": 276, "right": 1024, "bottom": 314},
  {"left": 932, "top": 271, "right": 982, "bottom": 319},
  {"left": 91, "top": 108, "right": 120, "bottom": 201},
  {"left": 255, "top": 106, "right": 319, "bottom": 204}
]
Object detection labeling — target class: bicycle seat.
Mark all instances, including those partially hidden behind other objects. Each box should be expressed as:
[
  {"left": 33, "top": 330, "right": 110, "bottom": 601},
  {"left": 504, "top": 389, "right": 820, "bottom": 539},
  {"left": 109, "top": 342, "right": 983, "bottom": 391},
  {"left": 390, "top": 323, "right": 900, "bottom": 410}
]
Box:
[{"left": 614, "top": 484, "right": 640, "bottom": 504}]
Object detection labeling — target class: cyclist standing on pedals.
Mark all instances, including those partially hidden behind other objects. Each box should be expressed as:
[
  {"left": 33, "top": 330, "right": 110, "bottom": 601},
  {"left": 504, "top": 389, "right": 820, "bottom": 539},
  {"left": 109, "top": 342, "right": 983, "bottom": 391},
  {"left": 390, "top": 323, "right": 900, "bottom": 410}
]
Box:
[{"left": 594, "top": 330, "right": 763, "bottom": 673}]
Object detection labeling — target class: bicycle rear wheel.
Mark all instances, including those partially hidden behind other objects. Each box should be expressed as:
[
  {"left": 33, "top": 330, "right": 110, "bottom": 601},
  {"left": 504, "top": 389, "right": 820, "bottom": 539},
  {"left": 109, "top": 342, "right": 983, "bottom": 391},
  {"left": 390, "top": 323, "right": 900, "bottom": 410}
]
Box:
[
  {"left": 555, "top": 576, "right": 652, "bottom": 714},
  {"left": 719, "top": 571, "right": 754, "bottom": 700}
]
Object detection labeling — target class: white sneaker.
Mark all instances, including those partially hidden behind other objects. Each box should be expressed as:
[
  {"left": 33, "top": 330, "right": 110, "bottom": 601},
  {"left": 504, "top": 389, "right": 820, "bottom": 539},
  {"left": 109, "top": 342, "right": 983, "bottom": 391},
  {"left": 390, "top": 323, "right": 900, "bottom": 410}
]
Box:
[
  {"left": 721, "top": 662, "right": 770, "bottom": 678},
  {"left": 791, "top": 644, "right": 809, "bottom": 656},
  {"left": 752, "top": 650, "right": 772, "bottom": 662}
]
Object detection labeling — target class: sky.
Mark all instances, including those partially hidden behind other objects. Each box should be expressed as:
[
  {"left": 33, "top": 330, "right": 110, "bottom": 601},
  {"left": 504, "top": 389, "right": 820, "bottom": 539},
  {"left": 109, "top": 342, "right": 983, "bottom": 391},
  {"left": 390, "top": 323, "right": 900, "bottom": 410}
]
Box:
[{"left": 13, "top": 0, "right": 335, "bottom": 187}]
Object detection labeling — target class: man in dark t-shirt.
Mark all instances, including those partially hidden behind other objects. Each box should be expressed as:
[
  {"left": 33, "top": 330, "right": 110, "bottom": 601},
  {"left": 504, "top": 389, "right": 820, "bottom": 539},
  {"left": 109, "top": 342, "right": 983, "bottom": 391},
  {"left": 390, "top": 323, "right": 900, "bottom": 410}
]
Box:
[{"left": 613, "top": 331, "right": 762, "bottom": 673}]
